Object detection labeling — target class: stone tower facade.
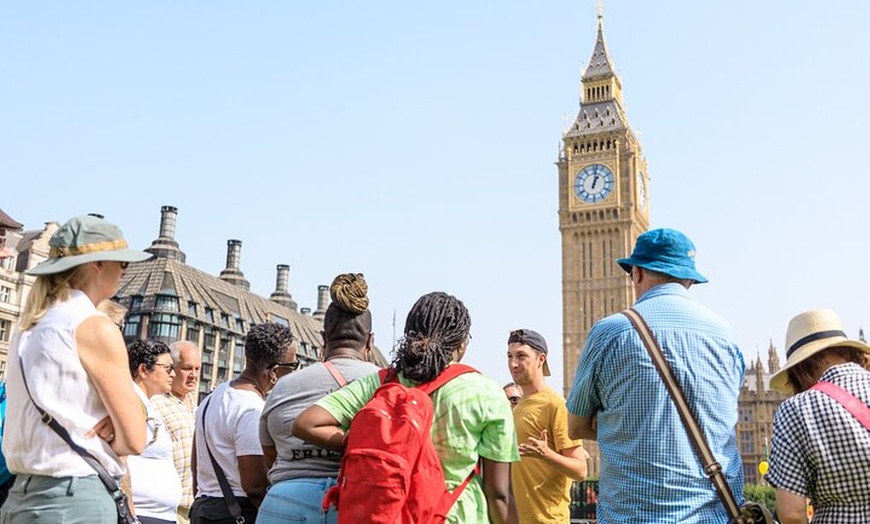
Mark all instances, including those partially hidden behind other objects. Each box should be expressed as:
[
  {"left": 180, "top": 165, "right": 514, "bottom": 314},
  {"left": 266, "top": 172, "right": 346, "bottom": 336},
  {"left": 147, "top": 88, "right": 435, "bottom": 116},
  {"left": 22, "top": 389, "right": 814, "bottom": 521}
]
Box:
[
  {"left": 559, "top": 12, "right": 650, "bottom": 387},
  {"left": 558, "top": 12, "right": 650, "bottom": 477}
]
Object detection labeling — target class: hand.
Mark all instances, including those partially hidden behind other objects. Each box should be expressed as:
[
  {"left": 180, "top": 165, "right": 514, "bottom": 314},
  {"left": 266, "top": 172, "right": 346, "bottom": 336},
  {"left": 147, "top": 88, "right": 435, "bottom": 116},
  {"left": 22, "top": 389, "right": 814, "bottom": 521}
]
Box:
[
  {"left": 518, "top": 429, "right": 551, "bottom": 459},
  {"left": 85, "top": 415, "right": 116, "bottom": 443}
]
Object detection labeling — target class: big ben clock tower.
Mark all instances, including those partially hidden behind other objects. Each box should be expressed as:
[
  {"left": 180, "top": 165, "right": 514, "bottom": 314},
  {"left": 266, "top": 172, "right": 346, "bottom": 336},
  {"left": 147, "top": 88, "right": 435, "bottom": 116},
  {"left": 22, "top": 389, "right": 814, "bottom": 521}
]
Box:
[{"left": 559, "top": 11, "right": 649, "bottom": 410}]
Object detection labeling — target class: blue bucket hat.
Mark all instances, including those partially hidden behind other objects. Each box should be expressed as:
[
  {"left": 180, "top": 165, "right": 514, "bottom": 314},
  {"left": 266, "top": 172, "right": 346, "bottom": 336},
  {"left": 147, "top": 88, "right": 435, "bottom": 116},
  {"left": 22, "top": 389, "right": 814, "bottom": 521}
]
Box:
[{"left": 616, "top": 228, "right": 708, "bottom": 284}]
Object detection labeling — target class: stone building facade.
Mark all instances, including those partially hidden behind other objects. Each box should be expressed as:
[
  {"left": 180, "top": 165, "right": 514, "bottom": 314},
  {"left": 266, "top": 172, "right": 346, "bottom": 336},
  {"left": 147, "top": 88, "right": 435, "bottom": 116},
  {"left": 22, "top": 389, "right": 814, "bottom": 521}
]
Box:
[
  {"left": 737, "top": 342, "right": 787, "bottom": 485},
  {"left": 558, "top": 12, "right": 650, "bottom": 478}
]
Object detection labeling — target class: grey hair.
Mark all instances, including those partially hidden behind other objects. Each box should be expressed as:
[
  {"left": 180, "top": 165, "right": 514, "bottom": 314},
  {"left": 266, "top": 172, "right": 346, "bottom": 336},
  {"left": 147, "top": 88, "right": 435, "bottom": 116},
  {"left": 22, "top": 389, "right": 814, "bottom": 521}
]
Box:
[{"left": 169, "top": 340, "right": 201, "bottom": 364}]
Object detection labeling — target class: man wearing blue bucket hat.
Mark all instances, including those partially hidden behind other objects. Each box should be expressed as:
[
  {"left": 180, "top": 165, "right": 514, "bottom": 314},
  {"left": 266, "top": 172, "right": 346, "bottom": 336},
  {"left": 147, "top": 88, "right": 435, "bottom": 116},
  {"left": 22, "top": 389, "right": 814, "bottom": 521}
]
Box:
[{"left": 566, "top": 229, "right": 745, "bottom": 523}]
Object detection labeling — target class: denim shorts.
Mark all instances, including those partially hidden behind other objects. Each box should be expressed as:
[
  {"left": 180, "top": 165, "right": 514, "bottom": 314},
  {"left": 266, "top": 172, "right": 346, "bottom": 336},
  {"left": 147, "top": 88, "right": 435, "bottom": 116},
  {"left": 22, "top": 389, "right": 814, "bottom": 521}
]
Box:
[
  {"left": 0, "top": 474, "right": 116, "bottom": 524},
  {"left": 257, "top": 477, "right": 338, "bottom": 524}
]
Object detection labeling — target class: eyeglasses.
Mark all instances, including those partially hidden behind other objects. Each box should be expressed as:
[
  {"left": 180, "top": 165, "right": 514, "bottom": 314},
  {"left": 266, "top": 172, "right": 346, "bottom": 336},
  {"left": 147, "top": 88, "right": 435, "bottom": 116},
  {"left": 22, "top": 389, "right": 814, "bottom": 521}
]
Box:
[
  {"left": 119, "top": 261, "right": 130, "bottom": 270},
  {"left": 508, "top": 396, "right": 522, "bottom": 406},
  {"left": 153, "top": 362, "right": 173, "bottom": 373},
  {"left": 272, "top": 361, "right": 300, "bottom": 372}
]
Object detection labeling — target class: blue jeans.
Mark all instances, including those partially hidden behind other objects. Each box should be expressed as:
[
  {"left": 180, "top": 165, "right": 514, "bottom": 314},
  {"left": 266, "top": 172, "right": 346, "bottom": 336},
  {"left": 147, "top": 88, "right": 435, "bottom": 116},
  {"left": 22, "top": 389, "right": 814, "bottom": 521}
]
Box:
[
  {"left": 257, "top": 477, "right": 338, "bottom": 524},
  {"left": 0, "top": 475, "right": 116, "bottom": 524}
]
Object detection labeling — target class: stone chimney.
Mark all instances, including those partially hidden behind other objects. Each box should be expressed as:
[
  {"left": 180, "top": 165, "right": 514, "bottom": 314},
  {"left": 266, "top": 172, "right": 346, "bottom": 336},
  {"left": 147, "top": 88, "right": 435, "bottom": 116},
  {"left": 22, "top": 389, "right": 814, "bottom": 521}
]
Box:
[
  {"left": 269, "top": 264, "right": 298, "bottom": 311},
  {"left": 218, "top": 239, "right": 250, "bottom": 290},
  {"left": 312, "top": 285, "right": 329, "bottom": 320},
  {"left": 144, "top": 205, "right": 187, "bottom": 262}
]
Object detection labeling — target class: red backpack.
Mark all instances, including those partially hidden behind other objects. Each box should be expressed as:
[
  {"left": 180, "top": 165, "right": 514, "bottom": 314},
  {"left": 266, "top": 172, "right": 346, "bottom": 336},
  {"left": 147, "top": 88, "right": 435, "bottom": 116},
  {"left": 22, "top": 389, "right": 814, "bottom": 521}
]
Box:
[{"left": 323, "top": 364, "right": 478, "bottom": 524}]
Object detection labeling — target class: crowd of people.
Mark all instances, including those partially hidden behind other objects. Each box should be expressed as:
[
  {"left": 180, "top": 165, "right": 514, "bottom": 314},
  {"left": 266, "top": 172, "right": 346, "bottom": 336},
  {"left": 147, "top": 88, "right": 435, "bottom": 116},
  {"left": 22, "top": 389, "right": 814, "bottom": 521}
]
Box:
[{"left": 0, "top": 214, "right": 868, "bottom": 523}]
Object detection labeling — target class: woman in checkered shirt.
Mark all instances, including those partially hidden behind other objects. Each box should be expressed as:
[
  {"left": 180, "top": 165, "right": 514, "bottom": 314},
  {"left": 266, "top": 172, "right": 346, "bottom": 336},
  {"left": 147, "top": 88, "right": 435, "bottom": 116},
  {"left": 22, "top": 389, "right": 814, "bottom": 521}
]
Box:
[{"left": 766, "top": 309, "right": 870, "bottom": 523}]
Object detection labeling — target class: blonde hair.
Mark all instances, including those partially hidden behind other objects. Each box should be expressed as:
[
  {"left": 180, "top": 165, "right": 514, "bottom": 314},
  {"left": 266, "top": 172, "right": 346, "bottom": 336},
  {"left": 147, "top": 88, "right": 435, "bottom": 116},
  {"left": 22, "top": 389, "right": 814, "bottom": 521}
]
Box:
[
  {"left": 97, "top": 299, "right": 128, "bottom": 327},
  {"left": 19, "top": 266, "right": 89, "bottom": 331}
]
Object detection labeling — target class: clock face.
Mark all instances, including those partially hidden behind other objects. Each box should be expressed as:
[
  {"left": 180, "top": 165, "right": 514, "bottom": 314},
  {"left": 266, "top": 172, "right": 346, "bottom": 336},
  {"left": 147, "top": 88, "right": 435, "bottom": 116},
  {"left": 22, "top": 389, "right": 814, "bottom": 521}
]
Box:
[
  {"left": 637, "top": 171, "right": 646, "bottom": 209},
  {"left": 574, "top": 164, "right": 614, "bottom": 203}
]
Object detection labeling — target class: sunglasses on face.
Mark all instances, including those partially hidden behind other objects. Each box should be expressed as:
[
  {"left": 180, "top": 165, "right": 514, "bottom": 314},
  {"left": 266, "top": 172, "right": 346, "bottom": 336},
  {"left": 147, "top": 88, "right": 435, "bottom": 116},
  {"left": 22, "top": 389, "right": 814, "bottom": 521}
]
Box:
[
  {"left": 508, "top": 396, "right": 522, "bottom": 406},
  {"left": 272, "top": 361, "right": 300, "bottom": 372}
]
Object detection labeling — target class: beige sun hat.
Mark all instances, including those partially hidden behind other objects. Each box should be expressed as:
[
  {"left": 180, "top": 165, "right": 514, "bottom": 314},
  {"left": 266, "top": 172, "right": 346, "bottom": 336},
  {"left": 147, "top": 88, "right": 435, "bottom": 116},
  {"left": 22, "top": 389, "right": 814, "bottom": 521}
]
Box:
[
  {"left": 769, "top": 309, "right": 870, "bottom": 394},
  {"left": 26, "top": 215, "right": 151, "bottom": 276}
]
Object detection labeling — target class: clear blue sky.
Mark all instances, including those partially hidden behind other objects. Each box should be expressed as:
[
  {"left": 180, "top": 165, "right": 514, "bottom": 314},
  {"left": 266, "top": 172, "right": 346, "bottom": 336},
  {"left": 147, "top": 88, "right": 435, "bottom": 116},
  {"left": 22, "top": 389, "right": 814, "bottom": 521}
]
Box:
[{"left": 3, "top": 2, "right": 869, "bottom": 390}]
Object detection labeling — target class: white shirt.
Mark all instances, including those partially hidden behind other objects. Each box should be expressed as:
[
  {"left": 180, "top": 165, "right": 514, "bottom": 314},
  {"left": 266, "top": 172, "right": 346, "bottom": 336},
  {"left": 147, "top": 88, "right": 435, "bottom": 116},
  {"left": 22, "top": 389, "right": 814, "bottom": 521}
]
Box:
[
  {"left": 128, "top": 383, "right": 182, "bottom": 520},
  {"left": 3, "top": 290, "right": 126, "bottom": 478},
  {"left": 194, "top": 381, "right": 264, "bottom": 498}
]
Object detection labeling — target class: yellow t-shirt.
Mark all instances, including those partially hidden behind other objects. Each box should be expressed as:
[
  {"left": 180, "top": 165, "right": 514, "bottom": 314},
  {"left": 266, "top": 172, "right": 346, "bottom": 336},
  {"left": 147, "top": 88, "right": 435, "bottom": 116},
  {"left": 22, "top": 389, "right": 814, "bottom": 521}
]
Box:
[{"left": 512, "top": 387, "right": 583, "bottom": 524}]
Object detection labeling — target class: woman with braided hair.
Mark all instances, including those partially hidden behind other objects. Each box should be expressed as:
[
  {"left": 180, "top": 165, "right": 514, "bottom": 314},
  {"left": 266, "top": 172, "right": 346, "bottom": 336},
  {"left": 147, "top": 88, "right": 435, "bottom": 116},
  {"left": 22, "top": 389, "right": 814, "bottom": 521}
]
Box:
[
  {"left": 257, "top": 274, "right": 380, "bottom": 524},
  {"left": 294, "top": 291, "right": 519, "bottom": 524}
]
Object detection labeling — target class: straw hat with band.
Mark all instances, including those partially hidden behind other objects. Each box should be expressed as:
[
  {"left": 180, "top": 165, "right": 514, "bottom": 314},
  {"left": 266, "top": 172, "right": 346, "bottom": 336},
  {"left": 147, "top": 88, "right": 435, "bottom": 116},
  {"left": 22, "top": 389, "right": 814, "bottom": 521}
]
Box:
[
  {"left": 508, "top": 328, "right": 551, "bottom": 377},
  {"left": 27, "top": 215, "right": 151, "bottom": 276},
  {"left": 769, "top": 309, "right": 870, "bottom": 394}
]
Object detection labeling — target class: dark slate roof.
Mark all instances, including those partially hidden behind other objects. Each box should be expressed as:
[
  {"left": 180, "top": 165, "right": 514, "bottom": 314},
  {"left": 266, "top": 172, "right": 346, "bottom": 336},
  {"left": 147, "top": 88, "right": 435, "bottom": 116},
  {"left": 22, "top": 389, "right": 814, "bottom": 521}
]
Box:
[
  {"left": 116, "top": 256, "right": 326, "bottom": 360},
  {"left": 0, "top": 208, "right": 23, "bottom": 230},
  {"left": 582, "top": 18, "right": 616, "bottom": 81},
  {"left": 563, "top": 100, "right": 628, "bottom": 139}
]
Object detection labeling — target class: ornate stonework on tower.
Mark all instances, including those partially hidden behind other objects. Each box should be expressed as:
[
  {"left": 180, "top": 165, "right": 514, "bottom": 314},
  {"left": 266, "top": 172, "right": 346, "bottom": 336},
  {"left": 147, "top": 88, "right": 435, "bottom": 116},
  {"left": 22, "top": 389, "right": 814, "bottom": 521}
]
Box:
[{"left": 558, "top": 11, "right": 650, "bottom": 476}]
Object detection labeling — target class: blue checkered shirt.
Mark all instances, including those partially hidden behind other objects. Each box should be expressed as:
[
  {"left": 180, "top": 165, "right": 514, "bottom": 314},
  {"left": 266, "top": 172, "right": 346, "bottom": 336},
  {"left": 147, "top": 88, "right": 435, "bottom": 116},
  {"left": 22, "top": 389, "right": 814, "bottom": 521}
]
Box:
[
  {"left": 766, "top": 363, "right": 870, "bottom": 522},
  {"left": 567, "top": 283, "right": 745, "bottom": 523}
]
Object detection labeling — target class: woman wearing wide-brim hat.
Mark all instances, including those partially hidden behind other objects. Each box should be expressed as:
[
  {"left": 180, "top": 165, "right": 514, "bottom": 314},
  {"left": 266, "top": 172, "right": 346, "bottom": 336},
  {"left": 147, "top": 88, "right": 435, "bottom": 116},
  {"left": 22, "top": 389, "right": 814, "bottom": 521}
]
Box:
[
  {"left": 766, "top": 309, "right": 870, "bottom": 523},
  {"left": 2, "top": 215, "right": 151, "bottom": 523}
]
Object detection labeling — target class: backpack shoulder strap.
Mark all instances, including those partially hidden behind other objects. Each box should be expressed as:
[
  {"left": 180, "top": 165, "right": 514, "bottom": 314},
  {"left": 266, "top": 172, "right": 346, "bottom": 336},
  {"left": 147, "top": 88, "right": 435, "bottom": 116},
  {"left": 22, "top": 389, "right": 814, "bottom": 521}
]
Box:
[
  {"left": 418, "top": 364, "right": 478, "bottom": 395},
  {"left": 812, "top": 381, "right": 870, "bottom": 430},
  {"left": 323, "top": 361, "right": 348, "bottom": 388}
]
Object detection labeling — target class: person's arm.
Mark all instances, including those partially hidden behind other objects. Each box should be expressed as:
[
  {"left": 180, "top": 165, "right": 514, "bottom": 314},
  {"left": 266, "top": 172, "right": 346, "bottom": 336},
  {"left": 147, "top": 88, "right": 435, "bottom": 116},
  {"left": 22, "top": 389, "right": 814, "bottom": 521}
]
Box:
[
  {"left": 518, "top": 429, "right": 588, "bottom": 480},
  {"left": 776, "top": 489, "right": 808, "bottom": 524},
  {"left": 77, "top": 315, "right": 146, "bottom": 455},
  {"left": 191, "top": 437, "right": 198, "bottom": 496},
  {"left": 292, "top": 405, "right": 345, "bottom": 451},
  {"left": 567, "top": 413, "right": 596, "bottom": 441},
  {"left": 238, "top": 454, "right": 268, "bottom": 507},
  {"left": 481, "top": 458, "right": 513, "bottom": 524},
  {"left": 262, "top": 444, "right": 277, "bottom": 471}
]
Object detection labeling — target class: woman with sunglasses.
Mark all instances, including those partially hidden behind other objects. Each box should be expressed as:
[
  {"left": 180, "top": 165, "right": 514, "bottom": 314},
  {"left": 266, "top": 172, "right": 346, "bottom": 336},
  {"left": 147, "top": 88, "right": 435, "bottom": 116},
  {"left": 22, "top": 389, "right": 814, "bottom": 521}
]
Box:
[
  {"left": 126, "top": 338, "right": 182, "bottom": 524},
  {"left": 257, "top": 274, "right": 380, "bottom": 524},
  {"left": 2, "top": 215, "right": 149, "bottom": 524},
  {"left": 190, "top": 322, "right": 295, "bottom": 524}
]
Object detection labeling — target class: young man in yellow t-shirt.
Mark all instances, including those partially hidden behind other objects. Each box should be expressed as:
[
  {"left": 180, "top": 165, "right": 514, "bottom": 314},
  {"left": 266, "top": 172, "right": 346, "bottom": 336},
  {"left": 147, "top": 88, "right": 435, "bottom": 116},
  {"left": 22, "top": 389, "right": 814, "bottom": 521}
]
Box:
[{"left": 507, "top": 329, "right": 588, "bottom": 523}]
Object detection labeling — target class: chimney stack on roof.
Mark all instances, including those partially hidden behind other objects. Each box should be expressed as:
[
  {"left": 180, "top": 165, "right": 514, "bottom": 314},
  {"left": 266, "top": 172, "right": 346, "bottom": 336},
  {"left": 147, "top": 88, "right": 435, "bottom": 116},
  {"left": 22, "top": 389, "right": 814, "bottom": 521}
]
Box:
[
  {"left": 313, "top": 284, "right": 329, "bottom": 320},
  {"left": 219, "top": 239, "right": 250, "bottom": 290},
  {"left": 145, "top": 205, "right": 187, "bottom": 262},
  {"left": 269, "top": 264, "right": 298, "bottom": 311}
]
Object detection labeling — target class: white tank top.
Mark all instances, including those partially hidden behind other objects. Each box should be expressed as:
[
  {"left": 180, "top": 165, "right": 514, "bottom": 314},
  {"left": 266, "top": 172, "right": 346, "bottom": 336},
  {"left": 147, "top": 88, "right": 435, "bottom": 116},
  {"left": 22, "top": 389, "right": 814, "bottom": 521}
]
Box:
[{"left": 3, "top": 290, "right": 126, "bottom": 477}]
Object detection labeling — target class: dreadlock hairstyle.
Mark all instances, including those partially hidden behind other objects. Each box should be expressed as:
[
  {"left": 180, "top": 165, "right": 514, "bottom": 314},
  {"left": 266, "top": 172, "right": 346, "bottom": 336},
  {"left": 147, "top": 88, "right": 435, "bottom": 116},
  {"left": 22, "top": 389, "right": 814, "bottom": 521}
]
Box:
[
  {"left": 323, "top": 273, "right": 372, "bottom": 351},
  {"left": 392, "top": 291, "right": 471, "bottom": 383}
]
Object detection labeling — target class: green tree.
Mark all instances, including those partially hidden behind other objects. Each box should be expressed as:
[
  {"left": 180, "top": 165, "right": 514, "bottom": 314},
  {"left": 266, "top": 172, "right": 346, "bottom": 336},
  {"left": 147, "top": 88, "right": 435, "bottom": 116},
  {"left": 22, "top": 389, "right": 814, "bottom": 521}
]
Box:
[{"left": 744, "top": 483, "right": 776, "bottom": 515}]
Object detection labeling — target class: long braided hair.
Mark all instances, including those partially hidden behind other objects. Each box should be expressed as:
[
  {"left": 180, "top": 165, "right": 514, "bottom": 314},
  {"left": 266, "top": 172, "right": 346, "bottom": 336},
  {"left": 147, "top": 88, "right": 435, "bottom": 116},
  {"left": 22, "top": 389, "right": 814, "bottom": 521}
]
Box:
[{"left": 392, "top": 291, "right": 471, "bottom": 383}]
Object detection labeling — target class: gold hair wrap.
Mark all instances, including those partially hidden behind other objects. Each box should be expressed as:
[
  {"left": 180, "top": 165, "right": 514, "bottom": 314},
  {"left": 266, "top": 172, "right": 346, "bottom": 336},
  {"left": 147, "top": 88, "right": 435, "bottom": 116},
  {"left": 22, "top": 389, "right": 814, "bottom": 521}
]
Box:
[
  {"left": 329, "top": 273, "right": 369, "bottom": 314},
  {"left": 49, "top": 239, "right": 129, "bottom": 258}
]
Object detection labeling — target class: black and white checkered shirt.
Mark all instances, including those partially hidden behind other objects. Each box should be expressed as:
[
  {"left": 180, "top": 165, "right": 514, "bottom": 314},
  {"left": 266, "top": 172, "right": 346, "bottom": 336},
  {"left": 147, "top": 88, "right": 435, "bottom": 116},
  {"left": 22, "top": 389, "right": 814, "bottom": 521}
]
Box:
[{"left": 767, "top": 362, "right": 870, "bottom": 522}]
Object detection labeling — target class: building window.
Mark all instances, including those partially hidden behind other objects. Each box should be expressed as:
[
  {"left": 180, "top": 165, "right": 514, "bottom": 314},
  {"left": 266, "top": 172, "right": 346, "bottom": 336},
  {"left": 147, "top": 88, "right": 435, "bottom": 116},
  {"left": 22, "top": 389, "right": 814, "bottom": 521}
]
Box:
[
  {"left": 0, "top": 319, "right": 10, "bottom": 342},
  {"left": 204, "top": 329, "right": 216, "bottom": 350},
  {"left": 1, "top": 257, "right": 14, "bottom": 271},
  {"left": 205, "top": 308, "right": 214, "bottom": 324},
  {"left": 220, "top": 314, "right": 229, "bottom": 328},
  {"left": 148, "top": 313, "right": 181, "bottom": 340},
  {"left": 188, "top": 301, "right": 198, "bottom": 316},
  {"left": 155, "top": 294, "right": 179, "bottom": 311},
  {"left": 0, "top": 286, "right": 11, "bottom": 303},
  {"left": 123, "top": 315, "right": 141, "bottom": 340},
  {"left": 130, "top": 296, "right": 143, "bottom": 310},
  {"left": 186, "top": 324, "right": 200, "bottom": 343}
]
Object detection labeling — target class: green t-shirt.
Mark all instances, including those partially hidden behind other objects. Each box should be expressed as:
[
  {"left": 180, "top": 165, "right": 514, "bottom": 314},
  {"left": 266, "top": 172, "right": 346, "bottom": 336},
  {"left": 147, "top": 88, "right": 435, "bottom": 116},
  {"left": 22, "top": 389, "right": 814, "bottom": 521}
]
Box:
[{"left": 317, "top": 368, "right": 520, "bottom": 523}]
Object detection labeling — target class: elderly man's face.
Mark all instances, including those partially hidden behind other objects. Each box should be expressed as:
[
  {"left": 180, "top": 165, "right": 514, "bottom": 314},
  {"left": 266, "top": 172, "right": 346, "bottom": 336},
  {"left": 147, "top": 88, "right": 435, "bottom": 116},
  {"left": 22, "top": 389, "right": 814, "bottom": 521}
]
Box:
[{"left": 173, "top": 345, "right": 202, "bottom": 397}]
